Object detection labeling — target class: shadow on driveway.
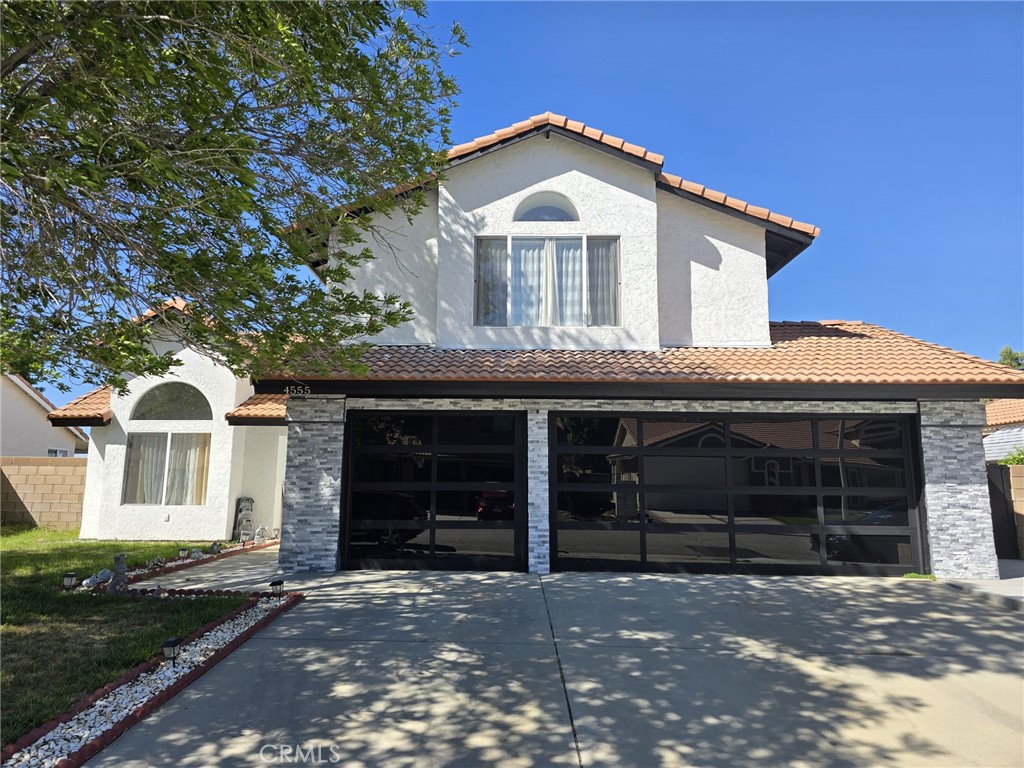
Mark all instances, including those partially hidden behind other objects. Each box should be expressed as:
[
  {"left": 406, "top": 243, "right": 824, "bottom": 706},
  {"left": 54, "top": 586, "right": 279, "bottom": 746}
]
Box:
[{"left": 86, "top": 572, "right": 1023, "bottom": 768}]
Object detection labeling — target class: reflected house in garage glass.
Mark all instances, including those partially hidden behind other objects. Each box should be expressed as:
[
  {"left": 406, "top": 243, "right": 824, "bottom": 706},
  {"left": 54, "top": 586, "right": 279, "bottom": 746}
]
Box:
[{"left": 48, "top": 113, "right": 1024, "bottom": 579}]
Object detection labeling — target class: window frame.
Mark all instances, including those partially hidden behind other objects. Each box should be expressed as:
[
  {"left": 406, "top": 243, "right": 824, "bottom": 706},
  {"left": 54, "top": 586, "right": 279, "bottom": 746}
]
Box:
[
  {"left": 473, "top": 234, "right": 621, "bottom": 329},
  {"left": 46, "top": 448, "right": 70, "bottom": 458},
  {"left": 121, "top": 431, "right": 212, "bottom": 506}
]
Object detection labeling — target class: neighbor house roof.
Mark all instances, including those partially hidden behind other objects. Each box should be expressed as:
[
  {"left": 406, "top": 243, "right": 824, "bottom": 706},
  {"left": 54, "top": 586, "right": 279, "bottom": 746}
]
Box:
[
  {"left": 986, "top": 398, "right": 1024, "bottom": 428},
  {"left": 5, "top": 375, "right": 89, "bottom": 448},
  {"left": 52, "top": 322, "right": 1024, "bottom": 426}
]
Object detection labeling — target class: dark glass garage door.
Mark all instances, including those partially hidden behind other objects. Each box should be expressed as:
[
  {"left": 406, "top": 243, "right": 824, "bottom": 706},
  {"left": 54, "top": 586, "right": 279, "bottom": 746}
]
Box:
[
  {"left": 342, "top": 411, "right": 526, "bottom": 570},
  {"left": 551, "top": 414, "right": 922, "bottom": 575}
]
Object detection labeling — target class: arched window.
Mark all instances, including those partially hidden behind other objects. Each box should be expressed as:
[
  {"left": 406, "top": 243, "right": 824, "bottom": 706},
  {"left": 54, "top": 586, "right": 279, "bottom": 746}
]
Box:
[
  {"left": 132, "top": 382, "right": 212, "bottom": 420},
  {"left": 123, "top": 383, "right": 212, "bottom": 505},
  {"left": 513, "top": 191, "right": 579, "bottom": 222}
]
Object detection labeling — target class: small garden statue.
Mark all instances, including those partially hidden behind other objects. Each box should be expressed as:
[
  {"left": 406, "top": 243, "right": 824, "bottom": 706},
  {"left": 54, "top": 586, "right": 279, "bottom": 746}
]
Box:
[
  {"left": 210, "top": 542, "right": 222, "bottom": 554},
  {"left": 253, "top": 526, "right": 267, "bottom": 544},
  {"left": 106, "top": 553, "right": 129, "bottom": 595},
  {"left": 190, "top": 548, "right": 203, "bottom": 560},
  {"left": 146, "top": 556, "right": 166, "bottom": 570}
]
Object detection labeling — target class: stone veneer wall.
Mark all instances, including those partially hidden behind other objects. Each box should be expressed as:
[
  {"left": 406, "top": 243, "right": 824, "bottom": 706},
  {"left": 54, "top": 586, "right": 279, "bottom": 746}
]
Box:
[
  {"left": 0, "top": 457, "right": 87, "bottom": 530},
  {"left": 918, "top": 400, "right": 999, "bottom": 579},
  {"left": 279, "top": 398, "right": 347, "bottom": 572},
  {"left": 279, "top": 395, "right": 921, "bottom": 574}
]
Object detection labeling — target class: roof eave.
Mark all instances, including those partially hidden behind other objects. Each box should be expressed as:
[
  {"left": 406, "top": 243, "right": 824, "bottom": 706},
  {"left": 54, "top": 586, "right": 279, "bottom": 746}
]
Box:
[{"left": 446, "top": 124, "right": 665, "bottom": 175}]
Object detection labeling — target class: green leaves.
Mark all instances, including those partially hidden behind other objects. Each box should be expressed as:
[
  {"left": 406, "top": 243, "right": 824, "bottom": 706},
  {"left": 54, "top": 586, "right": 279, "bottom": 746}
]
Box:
[{"left": 1, "top": 0, "right": 461, "bottom": 391}]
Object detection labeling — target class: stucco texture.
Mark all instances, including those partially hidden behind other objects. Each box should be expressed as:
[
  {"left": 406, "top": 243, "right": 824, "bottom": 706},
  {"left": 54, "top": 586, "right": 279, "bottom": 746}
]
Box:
[{"left": 79, "top": 346, "right": 285, "bottom": 542}]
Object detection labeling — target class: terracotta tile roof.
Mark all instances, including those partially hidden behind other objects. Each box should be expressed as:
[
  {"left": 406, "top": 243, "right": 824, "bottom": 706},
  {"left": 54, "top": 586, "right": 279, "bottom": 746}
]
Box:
[
  {"left": 446, "top": 112, "right": 819, "bottom": 239},
  {"left": 280, "top": 322, "right": 1024, "bottom": 387},
  {"left": 47, "top": 386, "right": 113, "bottom": 426},
  {"left": 447, "top": 112, "right": 666, "bottom": 166},
  {"left": 225, "top": 394, "right": 288, "bottom": 424},
  {"left": 658, "top": 173, "right": 820, "bottom": 237},
  {"left": 986, "top": 399, "right": 1024, "bottom": 427}
]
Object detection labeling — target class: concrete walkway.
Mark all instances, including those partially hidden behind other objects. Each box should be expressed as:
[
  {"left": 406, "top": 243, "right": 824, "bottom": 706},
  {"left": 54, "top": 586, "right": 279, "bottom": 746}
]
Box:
[
  {"left": 948, "top": 559, "right": 1024, "bottom": 611},
  {"left": 88, "top": 570, "right": 1024, "bottom": 767}
]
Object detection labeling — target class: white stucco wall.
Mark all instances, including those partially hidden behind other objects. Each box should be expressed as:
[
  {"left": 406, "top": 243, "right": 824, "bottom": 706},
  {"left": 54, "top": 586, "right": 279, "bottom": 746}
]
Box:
[
  {"left": 437, "top": 134, "right": 660, "bottom": 350},
  {"left": 78, "top": 346, "right": 259, "bottom": 541},
  {"left": 1, "top": 377, "right": 80, "bottom": 457},
  {"left": 656, "top": 190, "right": 771, "bottom": 347},
  {"left": 335, "top": 190, "right": 440, "bottom": 345},
  {"left": 237, "top": 425, "right": 287, "bottom": 532},
  {"left": 334, "top": 134, "right": 777, "bottom": 351}
]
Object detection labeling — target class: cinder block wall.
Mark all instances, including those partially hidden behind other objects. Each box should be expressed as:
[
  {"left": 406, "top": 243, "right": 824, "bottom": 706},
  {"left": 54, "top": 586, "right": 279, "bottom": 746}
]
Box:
[
  {"left": 1011, "top": 465, "right": 1024, "bottom": 556},
  {"left": 0, "top": 457, "right": 87, "bottom": 530}
]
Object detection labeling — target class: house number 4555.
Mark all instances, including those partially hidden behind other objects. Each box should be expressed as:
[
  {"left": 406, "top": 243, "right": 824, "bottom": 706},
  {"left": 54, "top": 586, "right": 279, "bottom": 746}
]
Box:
[{"left": 283, "top": 385, "right": 312, "bottom": 395}]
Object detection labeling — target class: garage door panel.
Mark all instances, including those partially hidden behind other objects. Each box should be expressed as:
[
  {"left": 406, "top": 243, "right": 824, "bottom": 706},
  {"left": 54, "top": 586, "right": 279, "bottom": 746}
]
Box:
[
  {"left": 343, "top": 410, "right": 526, "bottom": 571},
  {"left": 551, "top": 413, "right": 922, "bottom": 575}
]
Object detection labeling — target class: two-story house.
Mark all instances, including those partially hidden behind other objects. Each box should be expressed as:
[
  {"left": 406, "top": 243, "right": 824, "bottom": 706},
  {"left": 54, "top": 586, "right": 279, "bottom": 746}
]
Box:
[{"left": 49, "top": 113, "right": 1024, "bottom": 579}]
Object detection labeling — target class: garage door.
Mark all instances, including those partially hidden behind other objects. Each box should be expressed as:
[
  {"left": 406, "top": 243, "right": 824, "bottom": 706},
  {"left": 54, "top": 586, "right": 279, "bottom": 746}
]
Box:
[
  {"left": 550, "top": 413, "right": 923, "bottom": 575},
  {"left": 342, "top": 411, "right": 526, "bottom": 570}
]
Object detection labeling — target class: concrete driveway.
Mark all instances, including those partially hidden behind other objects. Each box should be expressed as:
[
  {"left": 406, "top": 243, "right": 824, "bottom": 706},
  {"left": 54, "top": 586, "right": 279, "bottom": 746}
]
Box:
[{"left": 88, "top": 572, "right": 1024, "bottom": 768}]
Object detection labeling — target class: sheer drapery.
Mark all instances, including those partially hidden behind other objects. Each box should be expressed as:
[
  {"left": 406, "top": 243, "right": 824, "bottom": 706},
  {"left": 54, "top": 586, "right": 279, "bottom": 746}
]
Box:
[
  {"left": 552, "top": 239, "right": 584, "bottom": 326},
  {"left": 164, "top": 433, "right": 211, "bottom": 505},
  {"left": 587, "top": 238, "right": 619, "bottom": 326},
  {"left": 475, "top": 236, "right": 619, "bottom": 328},
  {"left": 474, "top": 238, "right": 508, "bottom": 326},
  {"left": 511, "top": 238, "right": 545, "bottom": 326},
  {"left": 122, "top": 432, "right": 211, "bottom": 505},
  {"left": 122, "top": 433, "right": 167, "bottom": 504}
]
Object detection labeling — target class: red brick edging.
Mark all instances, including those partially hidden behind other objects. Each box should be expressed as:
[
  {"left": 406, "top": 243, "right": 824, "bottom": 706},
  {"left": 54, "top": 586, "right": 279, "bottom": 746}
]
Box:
[
  {"left": 123, "top": 539, "right": 281, "bottom": 585},
  {"left": 1, "top": 592, "right": 304, "bottom": 767}
]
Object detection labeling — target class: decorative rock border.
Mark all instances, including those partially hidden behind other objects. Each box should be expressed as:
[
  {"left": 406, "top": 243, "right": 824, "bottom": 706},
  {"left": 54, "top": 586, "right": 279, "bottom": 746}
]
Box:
[
  {"left": 2, "top": 592, "right": 303, "bottom": 768},
  {"left": 81, "top": 539, "right": 280, "bottom": 592}
]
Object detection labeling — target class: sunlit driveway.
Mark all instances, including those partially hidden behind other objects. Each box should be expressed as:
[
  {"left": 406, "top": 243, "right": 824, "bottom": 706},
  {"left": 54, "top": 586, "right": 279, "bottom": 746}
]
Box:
[{"left": 88, "top": 572, "right": 1024, "bottom": 768}]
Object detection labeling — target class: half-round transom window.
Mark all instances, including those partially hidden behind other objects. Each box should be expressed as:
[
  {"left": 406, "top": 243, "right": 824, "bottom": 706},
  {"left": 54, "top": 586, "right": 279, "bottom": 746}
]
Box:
[
  {"left": 513, "top": 191, "right": 579, "bottom": 222},
  {"left": 132, "top": 383, "right": 212, "bottom": 420}
]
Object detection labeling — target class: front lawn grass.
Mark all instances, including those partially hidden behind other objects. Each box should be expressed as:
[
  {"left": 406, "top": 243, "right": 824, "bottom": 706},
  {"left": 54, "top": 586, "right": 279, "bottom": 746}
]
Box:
[{"left": 0, "top": 525, "right": 247, "bottom": 747}]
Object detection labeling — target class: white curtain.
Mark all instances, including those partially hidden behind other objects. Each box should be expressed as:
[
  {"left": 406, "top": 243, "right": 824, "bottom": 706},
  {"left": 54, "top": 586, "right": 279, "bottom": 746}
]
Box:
[
  {"left": 474, "top": 239, "right": 508, "bottom": 326},
  {"left": 511, "top": 238, "right": 545, "bottom": 326},
  {"left": 165, "top": 433, "right": 211, "bottom": 505},
  {"left": 588, "top": 238, "right": 619, "bottom": 326},
  {"left": 551, "top": 239, "right": 584, "bottom": 326},
  {"left": 123, "top": 433, "right": 167, "bottom": 504}
]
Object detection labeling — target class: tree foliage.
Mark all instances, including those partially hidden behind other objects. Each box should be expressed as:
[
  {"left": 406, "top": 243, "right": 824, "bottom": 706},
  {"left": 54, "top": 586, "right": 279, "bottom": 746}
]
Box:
[
  {"left": 997, "top": 346, "right": 1024, "bottom": 370},
  {"left": 1, "top": 0, "right": 463, "bottom": 391},
  {"left": 998, "top": 446, "right": 1024, "bottom": 466}
]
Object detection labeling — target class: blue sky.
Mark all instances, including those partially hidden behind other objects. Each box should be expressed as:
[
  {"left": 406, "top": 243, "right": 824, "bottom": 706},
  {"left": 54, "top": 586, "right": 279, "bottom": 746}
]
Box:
[
  {"left": 39, "top": 1, "right": 1022, "bottom": 404},
  {"left": 436, "top": 1, "right": 1023, "bottom": 349}
]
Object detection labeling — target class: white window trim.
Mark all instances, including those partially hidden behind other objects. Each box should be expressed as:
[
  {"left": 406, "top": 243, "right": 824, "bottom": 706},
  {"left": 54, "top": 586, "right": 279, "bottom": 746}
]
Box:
[
  {"left": 46, "top": 448, "right": 70, "bottom": 458},
  {"left": 120, "top": 430, "right": 211, "bottom": 506},
  {"left": 475, "top": 234, "right": 621, "bottom": 328}
]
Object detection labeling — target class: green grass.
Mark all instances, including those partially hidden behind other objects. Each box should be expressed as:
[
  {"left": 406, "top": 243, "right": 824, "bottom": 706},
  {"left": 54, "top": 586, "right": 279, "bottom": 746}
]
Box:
[
  {"left": 902, "top": 572, "right": 937, "bottom": 580},
  {"left": 0, "top": 525, "right": 247, "bottom": 747}
]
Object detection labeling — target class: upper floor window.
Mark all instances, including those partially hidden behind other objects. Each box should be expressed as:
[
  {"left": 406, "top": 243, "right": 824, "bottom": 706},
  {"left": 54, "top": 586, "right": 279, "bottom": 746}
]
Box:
[
  {"left": 132, "top": 382, "right": 212, "bottom": 420},
  {"left": 475, "top": 236, "right": 619, "bottom": 327},
  {"left": 513, "top": 191, "right": 579, "bottom": 222}
]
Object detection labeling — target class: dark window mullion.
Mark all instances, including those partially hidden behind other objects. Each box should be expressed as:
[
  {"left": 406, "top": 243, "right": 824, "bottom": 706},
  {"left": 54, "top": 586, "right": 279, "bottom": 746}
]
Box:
[
  {"left": 813, "top": 415, "right": 826, "bottom": 567},
  {"left": 429, "top": 415, "right": 439, "bottom": 562},
  {"left": 637, "top": 417, "right": 646, "bottom": 564}
]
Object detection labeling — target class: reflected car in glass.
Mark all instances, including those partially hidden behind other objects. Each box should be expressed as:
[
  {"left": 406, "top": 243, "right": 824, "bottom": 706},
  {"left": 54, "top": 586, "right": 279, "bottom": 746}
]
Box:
[
  {"left": 348, "top": 491, "right": 428, "bottom": 548},
  {"left": 476, "top": 490, "right": 515, "bottom": 521},
  {"left": 811, "top": 502, "right": 910, "bottom": 563}
]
